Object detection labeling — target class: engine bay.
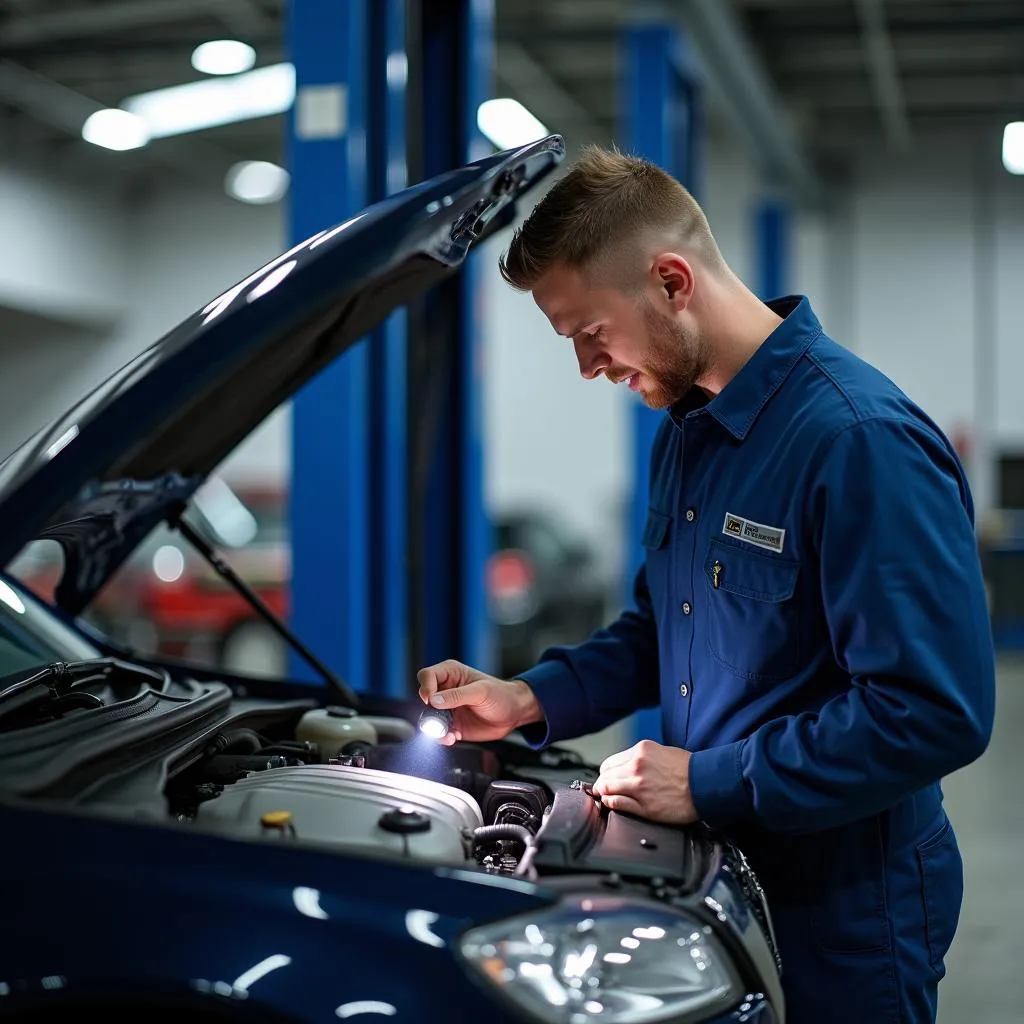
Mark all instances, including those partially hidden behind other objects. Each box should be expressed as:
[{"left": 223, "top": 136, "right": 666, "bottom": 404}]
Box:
[
  {"left": 0, "top": 660, "right": 711, "bottom": 890},
  {"left": 159, "top": 703, "right": 707, "bottom": 886},
  {"left": 0, "top": 661, "right": 781, "bottom": 979}
]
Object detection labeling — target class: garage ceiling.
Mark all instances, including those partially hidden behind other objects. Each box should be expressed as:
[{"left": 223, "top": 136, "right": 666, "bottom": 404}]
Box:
[{"left": 0, "top": 0, "right": 1021, "bottom": 194}]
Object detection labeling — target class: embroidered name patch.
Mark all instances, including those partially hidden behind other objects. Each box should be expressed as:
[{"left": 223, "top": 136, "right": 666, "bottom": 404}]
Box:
[{"left": 722, "top": 513, "right": 786, "bottom": 554}]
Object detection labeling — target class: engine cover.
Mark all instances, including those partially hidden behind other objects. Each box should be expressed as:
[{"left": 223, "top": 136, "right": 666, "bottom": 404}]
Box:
[{"left": 195, "top": 764, "right": 483, "bottom": 863}]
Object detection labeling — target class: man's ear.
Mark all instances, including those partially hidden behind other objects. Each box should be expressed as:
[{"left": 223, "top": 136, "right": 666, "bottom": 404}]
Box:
[{"left": 652, "top": 253, "right": 694, "bottom": 311}]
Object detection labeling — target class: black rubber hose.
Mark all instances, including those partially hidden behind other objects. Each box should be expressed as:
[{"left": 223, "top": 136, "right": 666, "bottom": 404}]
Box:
[
  {"left": 205, "top": 729, "right": 265, "bottom": 756},
  {"left": 472, "top": 824, "right": 534, "bottom": 849}
]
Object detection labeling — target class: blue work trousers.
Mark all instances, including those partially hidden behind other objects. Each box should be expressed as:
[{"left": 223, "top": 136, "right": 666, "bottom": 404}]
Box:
[{"left": 730, "top": 787, "right": 962, "bottom": 1023}]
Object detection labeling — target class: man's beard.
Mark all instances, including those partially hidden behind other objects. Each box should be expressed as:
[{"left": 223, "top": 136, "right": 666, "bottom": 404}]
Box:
[{"left": 634, "top": 299, "right": 704, "bottom": 410}]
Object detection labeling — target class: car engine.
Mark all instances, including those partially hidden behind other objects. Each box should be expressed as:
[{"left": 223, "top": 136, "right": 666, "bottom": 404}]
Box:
[{"left": 163, "top": 705, "right": 575, "bottom": 881}]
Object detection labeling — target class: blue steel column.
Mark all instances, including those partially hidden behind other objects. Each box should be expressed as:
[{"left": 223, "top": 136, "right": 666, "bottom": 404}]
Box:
[
  {"left": 621, "top": 25, "right": 703, "bottom": 742},
  {"left": 287, "top": 1, "right": 370, "bottom": 687},
  {"left": 367, "top": 0, "right": 409, "bottom": 697},
  {"left": 414, "top": 0, "right": 494, "bottom": 673},
  {"left": 755, "top": 199, "right": 790, "bottom": 300}
]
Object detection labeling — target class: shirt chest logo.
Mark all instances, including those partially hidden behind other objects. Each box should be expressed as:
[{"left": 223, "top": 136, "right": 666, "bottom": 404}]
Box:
[{"left": 723, "top": 512, "right": 786, "bottom": 554}]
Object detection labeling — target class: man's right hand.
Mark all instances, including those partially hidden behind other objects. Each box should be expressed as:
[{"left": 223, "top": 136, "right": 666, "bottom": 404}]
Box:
[{"left": 416, "top": 660, "right": 544, "bottom": 746}]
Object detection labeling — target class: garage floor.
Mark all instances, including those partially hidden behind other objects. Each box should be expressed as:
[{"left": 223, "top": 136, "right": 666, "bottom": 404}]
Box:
[{"left": 939, "top": 655, "right": 1024, "bottom": 1023}]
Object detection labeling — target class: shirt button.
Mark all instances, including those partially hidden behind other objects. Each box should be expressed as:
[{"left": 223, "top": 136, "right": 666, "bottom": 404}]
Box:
[
  {"left": 685, "top": 508, "right": 696, "bottom": 522},
  {"left": 679, "top": 683, "right": 689, "bottom": 697},
  {"left": 681, "top": 601, "right": 692, "bottom": 615}
]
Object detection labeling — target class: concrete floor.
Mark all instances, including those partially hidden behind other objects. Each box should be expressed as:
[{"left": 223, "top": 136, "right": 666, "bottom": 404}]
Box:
[{"left": 939, "top": 656, "right": 1024, "bottom": 1023}]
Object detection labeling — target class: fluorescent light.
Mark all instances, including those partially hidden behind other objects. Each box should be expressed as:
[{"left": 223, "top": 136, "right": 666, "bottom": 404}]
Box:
[
  {"left": 192, "top": 39, "right": 256, "bottom": 76},
  {"left": 81, "top": 108, "right": 150, "bottom": 151},
  {"left": 405, "top": 910, "right": 445, "bottom": 948},
  {"left": 293, "top": 887, "right": 328, "bottom": 920},
  {"left": 476, "top": 98, "right": 547, "bottom": 150},
  {"left": 231, "top": 954, "right": 291, "bottom": 994},
  {"left": 1002, "top": 122, "right": 1024, "bottom": 175},
  {"left": 0, "top": 579, "right": 26, "bottom": 615},
  {"left": 336, "top": 1003, "right": 397, "bottom": 1019},
  {"left": 122, "top": 62, "right": 294, "bottom": 139},
  {"left": 152, "top": 545, "right": 185, "bottom": 584},
  {"left": 226, "top": 160, "right": 290, "bottom": 204},
  {"left": 45, "top": 424, "right": 79, "bottom": 460}
]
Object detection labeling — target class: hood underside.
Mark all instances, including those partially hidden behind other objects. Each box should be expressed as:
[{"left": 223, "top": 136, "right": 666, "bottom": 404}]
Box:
[{"left": 0, "top": 137, "right": 564, "bottom": 613}]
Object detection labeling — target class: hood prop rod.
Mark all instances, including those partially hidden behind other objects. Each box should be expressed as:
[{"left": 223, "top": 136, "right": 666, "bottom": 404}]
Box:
[{"left": 173, "top": 515, "right": 360, "bottom": 708}]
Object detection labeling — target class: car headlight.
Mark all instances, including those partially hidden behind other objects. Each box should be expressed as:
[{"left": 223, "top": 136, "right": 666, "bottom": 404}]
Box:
[{"left": 458, "top": 895, "right": 738, "bottom": 1023}]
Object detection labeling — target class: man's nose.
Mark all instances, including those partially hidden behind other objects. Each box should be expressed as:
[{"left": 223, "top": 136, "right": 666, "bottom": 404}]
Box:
[{"left": 574, "top": 338, "right": 608, "bottom": 381}]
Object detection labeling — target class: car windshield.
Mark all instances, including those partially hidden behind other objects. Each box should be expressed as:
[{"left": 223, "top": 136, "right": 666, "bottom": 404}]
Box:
[{"left": 0, "top": 575, "right": 100, "bottom": 679}]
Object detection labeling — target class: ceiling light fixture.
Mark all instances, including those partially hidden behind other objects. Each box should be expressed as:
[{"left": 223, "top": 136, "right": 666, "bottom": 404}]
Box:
[
  {"left": 476, "top": 98, "right": 548, "bottom": 151},
  {"left": 225, "top": 160, "right": 291, "bottom": 204},
  {"left": 191, "top": 39, "right": 257, "bottom": 76},
  {"left": 81, "top": 108, "right": 150, "bottom": 151},
  {"left": 1002, "top": 122, "right": 1024, "bottom": 175},
  {"left": 121, "top": 62, "right": 294, "bottom": 139}
]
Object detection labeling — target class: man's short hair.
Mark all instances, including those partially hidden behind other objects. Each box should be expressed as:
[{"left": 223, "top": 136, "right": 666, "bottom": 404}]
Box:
[{"left": 499, "top": 144, "right": 725, "bottom": 292}]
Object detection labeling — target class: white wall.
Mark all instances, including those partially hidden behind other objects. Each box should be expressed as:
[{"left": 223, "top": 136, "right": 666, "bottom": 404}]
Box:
[
  {"left": 0, "top": 172, "right": 288, "bottom": 467},
  {"left": 839, "top": 140, "right": 1024, "bottom": 514},
  {"left": 0, "top": 162, "right": 126, "bottom": 326},
  {"left": 108, "top": 185, "right": 289, "bottom": 483},
  {"left": 994, "top": 180, "right": 1024, "bottom": 447}
]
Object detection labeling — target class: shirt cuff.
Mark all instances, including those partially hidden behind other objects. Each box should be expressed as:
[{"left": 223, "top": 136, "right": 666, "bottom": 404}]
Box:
[
  {"left": 513, "top": 660, "right": 588, "bottom": 749},
  {"left": 688, "top": 739, "right": 754, "bottom": 827}
]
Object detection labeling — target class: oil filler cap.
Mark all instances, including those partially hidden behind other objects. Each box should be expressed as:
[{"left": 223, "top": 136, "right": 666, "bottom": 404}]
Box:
[
  {"left": 379, "top": 805, "right": 431, "bottom": 835},
  {"left": 260, "top": 810, "right": 295, "bottom": 836}
]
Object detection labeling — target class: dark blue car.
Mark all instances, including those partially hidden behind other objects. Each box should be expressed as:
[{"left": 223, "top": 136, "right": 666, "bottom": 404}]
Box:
[{"left": 0, "top": 137, "right": 783, "bottom": 1024}]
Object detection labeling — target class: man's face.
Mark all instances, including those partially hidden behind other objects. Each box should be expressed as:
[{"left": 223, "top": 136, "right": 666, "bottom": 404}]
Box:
[{"left": 532, "top": 263, "right": 704, "bottom": 410}]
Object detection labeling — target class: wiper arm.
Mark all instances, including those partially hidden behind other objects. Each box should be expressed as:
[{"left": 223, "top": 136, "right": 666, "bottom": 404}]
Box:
[{"left": 173, "top": 516, "right": 360, "bottom": 708}]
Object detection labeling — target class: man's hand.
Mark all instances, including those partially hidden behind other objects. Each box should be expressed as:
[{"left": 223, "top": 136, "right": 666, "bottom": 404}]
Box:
[
  {"left": 416, "top": 659, "right": 544, "bottom": 746},
  {"left": 593, "top": 740, "right": 698, "bottom": 825}
]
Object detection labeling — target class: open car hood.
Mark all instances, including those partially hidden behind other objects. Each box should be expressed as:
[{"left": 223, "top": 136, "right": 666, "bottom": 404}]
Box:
[{"left": 0, "top": 136, "right": 564, "bottom": 614}]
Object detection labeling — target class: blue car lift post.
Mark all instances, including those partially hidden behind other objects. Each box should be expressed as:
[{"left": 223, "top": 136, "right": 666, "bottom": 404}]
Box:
[
  {"left": 755, "top": 198, "right": 791, "bottom": 302},
  {"left": 287, "top": 0, "right": 493, "bottom": 699},
  {"left": 621, "top": 24, "right": 705, "bottom": 744},
  {"left": 405, "top": 0, "right": 495, "bottom": 678}
]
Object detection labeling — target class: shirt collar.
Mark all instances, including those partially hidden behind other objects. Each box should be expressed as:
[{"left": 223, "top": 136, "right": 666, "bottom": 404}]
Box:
[{"left": 669, "top": 295, "right": 823, "bottom": 440}]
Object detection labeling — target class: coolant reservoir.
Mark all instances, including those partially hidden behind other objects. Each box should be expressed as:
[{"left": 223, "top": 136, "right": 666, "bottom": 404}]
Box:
[{"left": 296, "top": 708, "right": 378, "bottom": 760}]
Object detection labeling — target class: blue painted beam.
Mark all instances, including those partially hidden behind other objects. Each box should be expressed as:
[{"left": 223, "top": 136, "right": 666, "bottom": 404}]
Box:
[
  {"left": 286, "top": 0, "right": 371, "bottom": 688},
  {"left": 366, "top": 0, "right": 409, "bottom": 697},
  {"left": 755, "top": 199, "right": 790, "bottom": 301},
  {"left": 621, "top": 24, "right": 703, "bottom": 743},
  {"left": 411, "top": 0, "right": 494, "bottom": 674}
]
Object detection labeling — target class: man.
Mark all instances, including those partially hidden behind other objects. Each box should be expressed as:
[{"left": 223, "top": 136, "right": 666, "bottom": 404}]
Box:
[{"left": 417, "top": 146, "right": 995, "bottom": 1023}]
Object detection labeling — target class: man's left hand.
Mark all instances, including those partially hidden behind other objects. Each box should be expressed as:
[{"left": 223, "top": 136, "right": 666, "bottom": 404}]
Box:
[{"left": 593, "top": 740, "right": 698, "bottom": 825}]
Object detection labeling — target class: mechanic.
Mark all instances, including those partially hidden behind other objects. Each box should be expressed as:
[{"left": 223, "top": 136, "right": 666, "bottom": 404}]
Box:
[{"left": 417, "top": 146, "right": 995, "bottom": 1023}]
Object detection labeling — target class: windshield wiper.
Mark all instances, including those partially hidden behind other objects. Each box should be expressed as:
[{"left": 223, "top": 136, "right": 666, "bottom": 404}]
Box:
[
  {"left": 172, "top": 515, "right": 360, "bottom": 708},
  {"left": 0, "top": 658, "right": 165, "bottom": 727}
]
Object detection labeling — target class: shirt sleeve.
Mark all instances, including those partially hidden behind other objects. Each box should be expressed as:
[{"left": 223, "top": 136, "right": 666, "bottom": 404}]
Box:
[
  {"left": 515, "top": 563, "right": 660, "bottom": 747},
  {"left": 688, "top": 415, "right": 996, "bottom": 834}
]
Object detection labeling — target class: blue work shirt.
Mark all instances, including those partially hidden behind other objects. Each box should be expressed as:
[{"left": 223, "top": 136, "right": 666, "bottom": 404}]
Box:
[{"left": 519, "top": 295, "right": 995, "bottom": 838}]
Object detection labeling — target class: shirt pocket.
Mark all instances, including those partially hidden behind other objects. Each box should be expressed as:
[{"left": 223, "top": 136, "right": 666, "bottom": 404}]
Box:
[{"left": 703, "top": 537, "right": 800, "bottom": 682}]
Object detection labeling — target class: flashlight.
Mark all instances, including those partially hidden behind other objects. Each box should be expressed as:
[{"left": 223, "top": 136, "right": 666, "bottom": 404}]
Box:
[{"left": 418, "top": 707, "right": 453, "bottom": 741}]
